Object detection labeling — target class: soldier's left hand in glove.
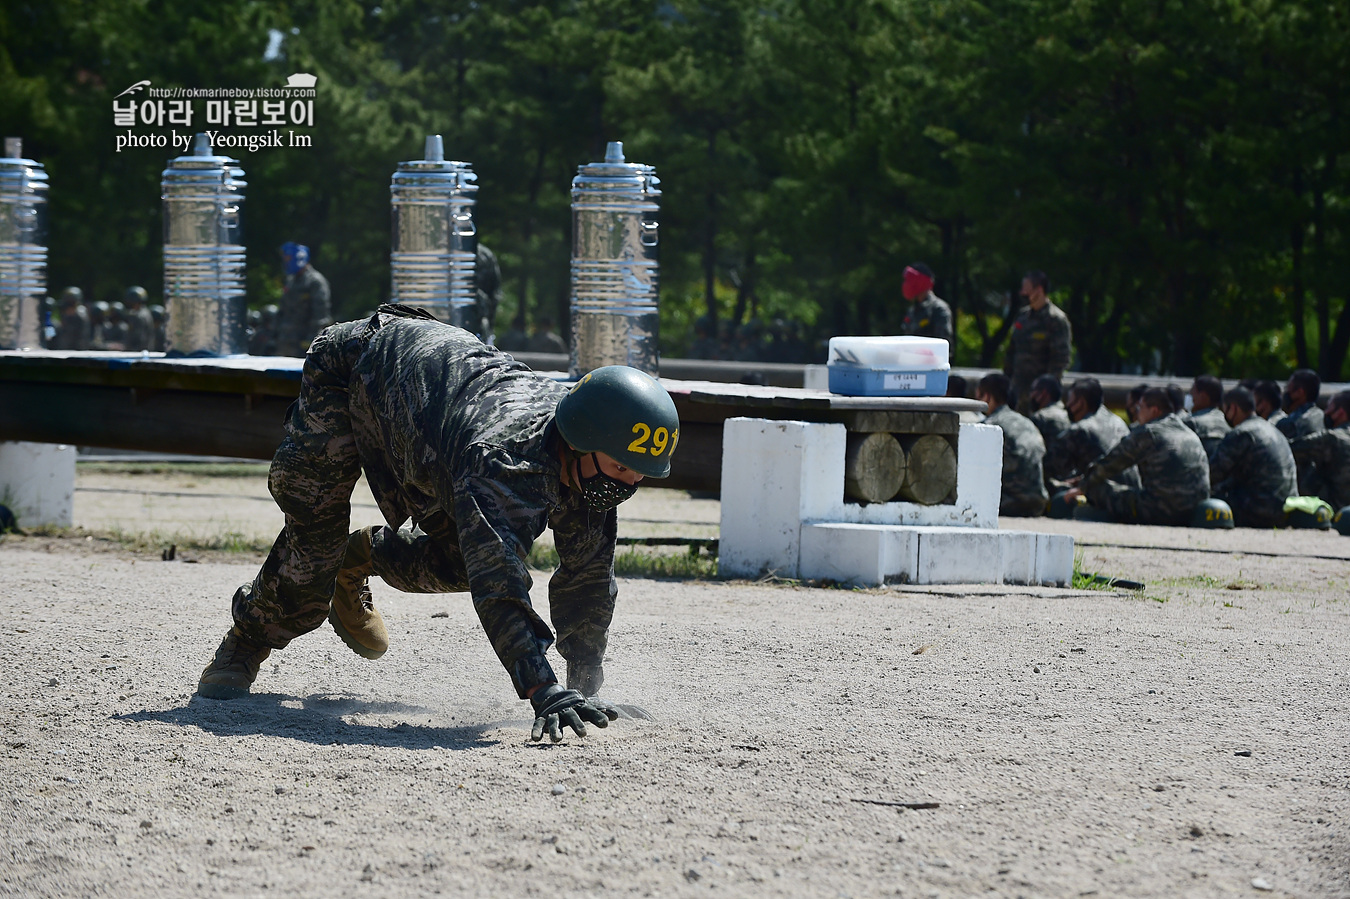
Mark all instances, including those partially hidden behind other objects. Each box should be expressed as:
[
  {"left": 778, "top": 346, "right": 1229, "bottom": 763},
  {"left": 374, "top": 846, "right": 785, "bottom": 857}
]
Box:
[{"left": 528, "top": 683, "right": 619, "bottom": 742}]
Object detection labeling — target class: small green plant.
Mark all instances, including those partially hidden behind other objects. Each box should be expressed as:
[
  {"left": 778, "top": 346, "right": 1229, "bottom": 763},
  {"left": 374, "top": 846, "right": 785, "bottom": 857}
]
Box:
[
  {"left": 524, "top": 543, "right": 718, "bottom": 579},
  {"left": 1072, "top": 550, "right": 1124, "bottom": 591}
]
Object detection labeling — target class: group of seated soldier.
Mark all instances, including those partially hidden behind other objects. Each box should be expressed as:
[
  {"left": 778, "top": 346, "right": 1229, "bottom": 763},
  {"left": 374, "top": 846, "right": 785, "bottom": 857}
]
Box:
[{"left": 975, "top": 367, "right": 1350, "bottom": 529}]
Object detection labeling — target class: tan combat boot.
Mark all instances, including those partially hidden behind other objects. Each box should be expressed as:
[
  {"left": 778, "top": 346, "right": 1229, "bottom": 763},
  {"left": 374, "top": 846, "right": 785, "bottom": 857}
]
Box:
[
  {"left": 198, "top": 626, "right": 271, "bottom": 700},
  {"left": 328, "top": 526, "right": 389, "bottom": 660}
]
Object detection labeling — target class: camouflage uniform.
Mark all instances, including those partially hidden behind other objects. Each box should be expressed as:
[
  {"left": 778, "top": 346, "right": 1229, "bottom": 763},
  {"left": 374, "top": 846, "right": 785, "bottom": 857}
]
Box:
[
  {"left": 1264, "top": 409, "right": 1287, "bottom": 429},
  {"left": 1029, "top": 401, "right": 1071, "bottom": 446},
  {"left": 1277, "top": 402, "right": 1324, "bottom": 440},
  {"left": 1082, "top": 413, "right": 1209, "bottom": 525},
  {"left": 51, "top": 306, "right": 92, "bottom": 350},
  {"left": 1289, "top": 424, "right": 1350, "bottom": 510},
  {"left": 899, "top": 294, "right": 953, "bottom": 345},
  {"left": 231, "top": 307, "right": 617, "bottom": 698},
  {"left": 1208, "top": 416, "right": 1297, "bottom": 528},
  {"left": 125, "top": 305, "right": 155, "bottom": 351},
  {"left": 1004, "top": 301, "right": 1073, "bottom": 414},
  {"left": 275, "top": 265, "right": 333, "bottom": 357},
  {"left": 1278, "top": 402, "right": 1326, "bottom": 494},
  {"left": 1186, "top": 406, "right": 1232, "bottom": 459},
  {"left": 984, "top": 405, "right": 1048, "bottom": 517},
  {"left": 1044, "top": 406, "right": 1141, "bottom": 490},
  {"left": 468, "top": 244, "right": 502, "bottom": 342}
]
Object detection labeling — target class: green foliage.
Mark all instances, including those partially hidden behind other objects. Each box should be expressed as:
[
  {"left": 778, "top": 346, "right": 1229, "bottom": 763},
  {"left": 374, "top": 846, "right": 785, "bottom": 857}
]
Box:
[
  {"left": 5, "top": 0, "right": 1349, "bottom": 376},
  {"left": 526, "top": 542, "right": 718, "bottom": 579}
]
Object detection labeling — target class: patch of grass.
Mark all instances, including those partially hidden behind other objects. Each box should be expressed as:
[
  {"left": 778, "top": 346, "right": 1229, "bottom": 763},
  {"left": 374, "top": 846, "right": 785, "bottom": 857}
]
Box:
[
  {"left": 524, "top": 543, "right": 719, "bottom": 580},
  {"left": 77, "top": 461, "right": 269, "bottom": 478},
  {"left": 22, "top": 523, "right": 271, "bottom": 555},
  {"left": 1157, "top": 574, "right": 1226, "bottom": 589},
  {"left": 1072, "top": 550, "right": 1125, "bottom": 591},
  {"left": 614, "top": 547, "right": 719, "bottom": 579}
]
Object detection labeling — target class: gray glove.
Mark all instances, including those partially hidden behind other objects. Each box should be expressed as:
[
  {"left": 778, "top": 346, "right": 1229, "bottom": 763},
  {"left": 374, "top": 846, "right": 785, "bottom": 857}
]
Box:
[{"left": 529, "top": 683, "right": 618, "bottom": 742}]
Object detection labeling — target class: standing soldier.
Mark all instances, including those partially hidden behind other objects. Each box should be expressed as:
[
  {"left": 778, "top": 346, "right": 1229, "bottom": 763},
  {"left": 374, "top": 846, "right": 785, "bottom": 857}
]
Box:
[
  {"left": 275, "top": 242, "right": 332, "bottom": 357},
  {"left": 1003, "top": 271, "right": 1072, "bottom": 413},
  {"left": 470, "top": 243, "right": 502, "bottom": 344},
  {"left": 1289, "top": 391, "right": 1350, "bottom": 509},
  {"left": 1209, "top": 387, "right": 1297, "bottom": 528},
  {"left": 1063, "top": 388, "right": 1209, "bottom": 525},
  {"left": 976, "top": 373, "right": 1048, "bottom": 517},
  {"left": 1277, "top": 369, "right": 1325, "bottom": 440},
  {"left": 51, "top": 287, "right": 92, "bottom": 350},
  {"left": 1186, "top": 375, "right": 1231, "bottom": 458},
  {"left": 123, "top": 287, "right": 155, "bottom": 352},
  {"left": 197, "top": 305, "right": 680, "bottom": 743},
  {"left": 1043, "top": 377, "right": 1141, "bottom": 490},
  {"left": 1026, "top": 374, "right": 1071, "bottom": 445},
  {"left": 898, "top": 263, "right": 953, "bottom": 345}
]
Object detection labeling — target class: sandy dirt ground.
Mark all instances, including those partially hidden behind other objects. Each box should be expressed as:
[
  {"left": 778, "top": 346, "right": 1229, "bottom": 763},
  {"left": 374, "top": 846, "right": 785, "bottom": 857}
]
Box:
[{"left": 2, "top": 467, "right": 1349, "bottom": 897}]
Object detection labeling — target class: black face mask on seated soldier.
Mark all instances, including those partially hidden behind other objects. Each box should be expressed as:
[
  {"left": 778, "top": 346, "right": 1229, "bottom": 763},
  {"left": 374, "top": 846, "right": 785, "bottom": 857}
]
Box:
[{"left": 577, "top": 452, "right": 638, "bottom": 512}]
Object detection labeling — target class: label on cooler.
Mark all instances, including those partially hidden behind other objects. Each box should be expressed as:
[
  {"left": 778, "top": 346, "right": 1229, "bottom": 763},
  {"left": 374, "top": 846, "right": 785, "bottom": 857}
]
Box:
[{"left": 882, "top": 372, "right": 925, "bottom": 390}]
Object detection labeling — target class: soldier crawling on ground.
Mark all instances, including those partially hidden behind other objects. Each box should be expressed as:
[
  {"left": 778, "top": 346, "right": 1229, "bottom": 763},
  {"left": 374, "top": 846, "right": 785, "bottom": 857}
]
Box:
[
  {"left": 976, "top": 372, "right": 1047, "bottom": 518},
  {"left": 1062, "top": 387, "right": 1209, "bottom": 526},
  {"left": 1026, "top": 373, "right": 1071, "bottom": 446},
  {"left": 197, "top": 304, "right": 681, "bottom": 743},
  {"left": 1043, "top": 377, "right": 1140, "bottom": 492},
  {"left": 1208, "top": 387, "right": 1298, "bottom": 528}
]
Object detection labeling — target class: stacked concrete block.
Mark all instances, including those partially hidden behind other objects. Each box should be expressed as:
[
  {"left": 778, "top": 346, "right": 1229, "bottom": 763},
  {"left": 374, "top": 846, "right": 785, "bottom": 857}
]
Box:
[{"left": 718, "top": 416, "right": 1073, "bottom": 587}]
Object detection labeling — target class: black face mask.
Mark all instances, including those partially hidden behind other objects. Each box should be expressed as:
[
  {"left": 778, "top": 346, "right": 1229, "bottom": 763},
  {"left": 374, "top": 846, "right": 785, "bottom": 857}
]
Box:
[{"left": 579, "top": 453, "right": 638, "bottom": 512}]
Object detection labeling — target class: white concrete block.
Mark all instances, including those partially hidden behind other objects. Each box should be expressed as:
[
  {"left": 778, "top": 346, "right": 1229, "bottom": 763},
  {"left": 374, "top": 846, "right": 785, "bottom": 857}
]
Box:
[
  {"left": 802, "top": 365, "right": 830, "bottom": 391},
  {"left": 0, "top": 441, "right": 75, "bottom": 528},
  {"left": 800, "top": 522, "right": 918, "bottom": 587},
  {"left": 914, "top": 526, "right": 1004, "bottom": 584},
  {"left": 999, "top": 530, "right": 1040, "bottom": 585},
  {"left": 1035, "top": 533, "right": 1075, "bottom": 586},
  {"left": 718, "top": 418, "right": 846, "bottom": 579}
]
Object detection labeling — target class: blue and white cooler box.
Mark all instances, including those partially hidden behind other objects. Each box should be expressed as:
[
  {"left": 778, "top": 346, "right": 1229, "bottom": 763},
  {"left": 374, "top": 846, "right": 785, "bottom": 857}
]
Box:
[{"left": 827, "top": 335, "right": 950, "bottom": 397}]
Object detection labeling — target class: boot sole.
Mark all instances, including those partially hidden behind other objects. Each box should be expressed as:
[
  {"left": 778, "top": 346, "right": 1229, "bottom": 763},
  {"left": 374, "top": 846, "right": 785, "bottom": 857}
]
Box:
[
  {"left": 197, "top": 681, "right": 250, "bottom": 700},
  {"left": 328, "top": 606, "right": 387, "bottom": 660}
]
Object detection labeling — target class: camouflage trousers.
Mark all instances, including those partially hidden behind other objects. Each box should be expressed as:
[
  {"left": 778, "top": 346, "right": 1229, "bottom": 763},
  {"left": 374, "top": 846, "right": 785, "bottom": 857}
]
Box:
[
  {"left": 1216, "top": 488, "right": 1286, "bottom": 529},
  {"left": 1084, "top": 480, "right": 1191, "bottom": 527},
  {"left": 231, "top": 320, "right": 471, "bottom": 648}
]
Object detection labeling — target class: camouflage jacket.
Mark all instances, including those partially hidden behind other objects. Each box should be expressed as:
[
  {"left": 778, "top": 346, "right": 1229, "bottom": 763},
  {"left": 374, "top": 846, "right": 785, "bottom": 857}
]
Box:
[
  {"left": 899, "top": 294, "right": 953, "bottom": 344},
  {"left": 1044, "top": 406, "right": 1141, "bottom": 489},
  {"left": 348, "top": 312, "right": 617, "bottom": 697},
  {"left": 1186, "top": 407, "right": 1232, "bottom": 459},
  {"left": 1277, "top": 402, "right": 1325, "bottom": 441},
  {"left": 1290, "top": 424, "right": 1350, "bottom": 510},
  {"left": 1265, "top": 409, "right": 1287, "bottom": 429},
  {"left": 1029, "top": 401, "right": 1071, "bottom": 446},
  {"left": 1004, "top": 301, "right": 1073, "bottom": 389},
  {"left": 1209, "top": 416, "right": 1297, "bottom": 512},
  {"left": 276, "top": 265, "right": 333, "bottom": 356},
  {"left": 1083, "top": 413, "right": 1209, "bottom": 521},
  {"left": 984, "top": 404, "right": 1048, "bottom": 516},
  {"left": 125, "top": 307, "right": 155, "bottom": 352}
]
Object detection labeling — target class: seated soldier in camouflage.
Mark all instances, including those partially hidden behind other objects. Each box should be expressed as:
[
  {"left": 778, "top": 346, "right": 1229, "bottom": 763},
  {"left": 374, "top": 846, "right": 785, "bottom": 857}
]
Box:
[
  {"left": 1043, "top": 377, "right": 1141, "bottom": 491},
  {"left": 976, "top": 373, "right": 1048, "bottom": 517},
  {"left": 1290, "top": 391, "right": 1350, "bottom": 510},
  {"left": 1252, "top": 380, "right": 1287, "bottom": 429},
  {"left": 1063, "top": 388, "right": 1209, "bottom": 526},
  {"left": 1209, "top": 387, "right": 1298, "bottom": 528},
  {"left": 1278, "top": 369, "right": 1325, "bottom": 440},
  {"left": 197, "top": 306, "right": 681, "bottom": 743},
  {"left": 1186, "top": 374, "right": 1231, "bottom": 458},
  {"left": 1026, "top": 374, "right": 1071, "bottom": 445}
]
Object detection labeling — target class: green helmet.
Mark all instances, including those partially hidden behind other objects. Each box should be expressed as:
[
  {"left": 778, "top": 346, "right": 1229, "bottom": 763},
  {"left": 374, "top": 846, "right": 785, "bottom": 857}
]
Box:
[
  {"left": 1285, "top": 496, "right": 1333, "bottom": 530},
  {"left": 1335, "top": 506, "right": 1350, "bottom": 537},
  {"left": 1048, "top": 490, "right": 1079, "bottom": 520},
  {"left": 555, "top": 366, "right": 680, "bottom": 478},
  {"left": 1190, "top": 498, "right": 1234, "bottom": 529}
]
